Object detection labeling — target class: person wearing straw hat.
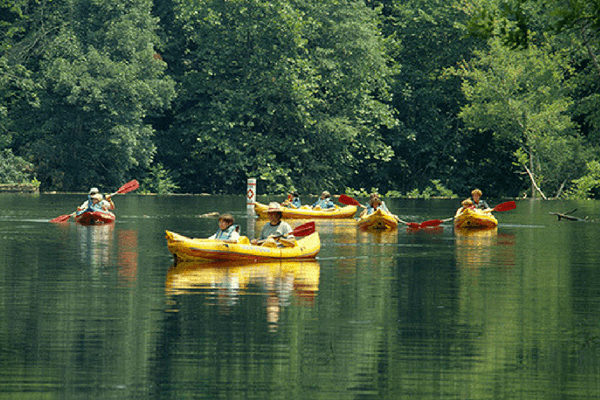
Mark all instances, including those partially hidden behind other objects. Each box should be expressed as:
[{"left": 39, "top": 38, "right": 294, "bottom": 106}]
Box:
[{"left": 252, "top": 202, "right": 295, "bottom": 247}]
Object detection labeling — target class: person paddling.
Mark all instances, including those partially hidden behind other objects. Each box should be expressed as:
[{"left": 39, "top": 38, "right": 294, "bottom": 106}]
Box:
[
  {"left": 282, "top": 191, "right": 301, "bottom": 208},
  {"left": 471, "top": 189, "right": 490, "bottom": 210},
  {"left": 360, "top": 193, "right": 391, "bottom": 216},
  {"left": 312, "top": 191, "right": 336, "bottom": 210},
  {"left": 252, "top": 203, "right": 295, "bottom": 247},
  {"left": 78, "top": 187, "right": 114, "bottom": 212}
]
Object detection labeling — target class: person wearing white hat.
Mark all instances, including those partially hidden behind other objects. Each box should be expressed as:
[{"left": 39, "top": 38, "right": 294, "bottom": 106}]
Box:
[
  {"left": 78, "top": 187, "right": 115, "bottom": 211},
  {"left": 252, "top": 202, "right": 295, "bottom": 247},
  {"left": 311, "top": 191, "right": 335, "bottom": 210}
]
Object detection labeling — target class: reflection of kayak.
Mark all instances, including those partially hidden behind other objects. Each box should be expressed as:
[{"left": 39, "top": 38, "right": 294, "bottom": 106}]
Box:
[
  {"left": 357, "top": 209, "right": 398, "bottom": 231},
  {"left": 75, "top": 209, "right": 116, "bottom": 225},
  {"left": 454, "top": 226, "right": 498, "bottom": 237},
  {"left": 454, "top": 208, "right": 498, "bottom": 229},
  {"left": 254, "top": 201, "right": 357, "bottom": 219},
  {"left": 165, "top": 260, "right": 320, "bottom": 297},
  {"left": 165, "top": 231, "right": 321, "bottom": 263}
]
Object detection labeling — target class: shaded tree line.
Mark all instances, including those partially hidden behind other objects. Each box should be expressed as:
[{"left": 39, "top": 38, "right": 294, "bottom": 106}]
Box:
[{"left": 1, "top": 0, "right": 599, "bottom": 198}]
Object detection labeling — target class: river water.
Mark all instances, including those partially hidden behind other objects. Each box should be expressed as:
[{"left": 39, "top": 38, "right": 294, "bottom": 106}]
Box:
[{"left": 1, "top": 194, "right": 600, "bottom": 399}]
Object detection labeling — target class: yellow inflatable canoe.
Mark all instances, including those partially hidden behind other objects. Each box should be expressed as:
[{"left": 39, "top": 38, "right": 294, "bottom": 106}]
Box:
[
  {"left": 165, "top": 230, "right": 321, "bottom": 263},
  {"left": 357, "top": 208, "right": 399, "bottom": 231},
  {"left": 454, "top": 208, "right": 498, "bottom": 229},
  {"left": 254, "top": 201, "right": 357, "bottom": 219}
]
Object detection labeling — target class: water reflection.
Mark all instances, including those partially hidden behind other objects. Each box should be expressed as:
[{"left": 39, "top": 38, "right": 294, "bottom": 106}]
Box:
[
  {"left": 455, "top": 227, "right": 516, "bottom": 270},
  {"left": 117, "top": 230, "right": 139, "bottom": 285},
  {"left": 69, "top": 224, "right": 139, "bottom": 284},
  {"left": 77, "top": 223, "right": 115, "bottom": 269},
  {"left": 165, "top": 260, "right": 320, "bottom": 331}
]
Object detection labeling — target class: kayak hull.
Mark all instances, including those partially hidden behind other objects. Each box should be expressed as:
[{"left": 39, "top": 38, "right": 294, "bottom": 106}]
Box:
[
  {"left": 254, "top": 201, "right": 357, "bottom": 219},
  {"left": 166, "top": 231, "right": 321, "bottom": 263},
  {"left": 75, "top": 210, "right": 115, "bottom": 225},
  {"left": 357, "top": 208, "right": 398, "bottom": 231},
  {"left": 454, "top": 208, "right": 498, "bottom": 229}
]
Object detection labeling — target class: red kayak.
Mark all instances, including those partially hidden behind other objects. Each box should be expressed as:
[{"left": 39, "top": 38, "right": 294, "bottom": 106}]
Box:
[{"left": 75, "top": 209, "right": 116, "bottom": 225}]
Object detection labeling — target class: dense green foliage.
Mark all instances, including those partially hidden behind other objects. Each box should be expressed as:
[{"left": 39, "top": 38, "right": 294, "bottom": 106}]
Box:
[{"left": 1, "top": 0, "right": 599, "bottom": 197}]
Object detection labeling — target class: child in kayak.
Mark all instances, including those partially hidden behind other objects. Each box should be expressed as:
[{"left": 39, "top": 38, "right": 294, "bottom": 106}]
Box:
[{"left": 209, "top": 213, "right": 240, "bottom": 243}]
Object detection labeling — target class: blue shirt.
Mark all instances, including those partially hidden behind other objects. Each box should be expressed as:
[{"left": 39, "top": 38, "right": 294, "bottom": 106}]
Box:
[{"left": 312, "top": 198, "right": 335, "bottom": 209}]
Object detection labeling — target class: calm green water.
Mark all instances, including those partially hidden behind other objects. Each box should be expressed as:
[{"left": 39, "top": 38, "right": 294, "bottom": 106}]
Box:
[{"left": 1, "top": 194, "right": 600, "bottom": 399}]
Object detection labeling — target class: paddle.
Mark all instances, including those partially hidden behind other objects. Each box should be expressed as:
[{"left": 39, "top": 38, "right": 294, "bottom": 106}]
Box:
[
  {"left": 49, "top": 179, "right": 139, "bottom": 223},
  {"left": 49, "top": 212, "right": 76, "bottom": 223},
  {"left": 108, "top": 179, "right": 139, "bottom": 197},
  {"left": 417, "top": 201, "right": 517, "bottom": 228},
  {"left": 491, "top": 200, "right": 516, "bottom": 212},
  {"left": 292, "top": 221, "right": 316, "bottom": 237},
  {"left": 338, "top": 194, "right": 365, "bottom": 208}
]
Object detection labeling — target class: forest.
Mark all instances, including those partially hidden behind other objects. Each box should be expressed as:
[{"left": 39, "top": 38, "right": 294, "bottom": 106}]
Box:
[{"left": 1, "top": 0, "right": 599, "bottom": 199}]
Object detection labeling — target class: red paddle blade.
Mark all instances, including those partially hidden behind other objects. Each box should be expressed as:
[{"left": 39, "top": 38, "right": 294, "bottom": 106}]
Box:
[
  {"left": 493, "top": 201, "right": 516, "bottom": 212},
  {"left": 338, "top": 194, "right": 361, "bottom": 206},
  {"left": 407, "top": 222, "right": 420, "bottom": 229},
  {"left": 116, "top": 179, "right": 139, "bottom": 194},
  {"left": 293, "top": 221, "right": 316, "bottom": 237},
  {"left": 49, "top": 214, "right": 72, "bottom": 223},
  {"left": 419, "top": 219, "right": 443, "bottom": 228}
]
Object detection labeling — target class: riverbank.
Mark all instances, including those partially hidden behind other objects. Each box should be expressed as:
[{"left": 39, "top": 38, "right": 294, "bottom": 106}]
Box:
[{"left": 0, "top": 183, "right": 39, "bottom": 194}]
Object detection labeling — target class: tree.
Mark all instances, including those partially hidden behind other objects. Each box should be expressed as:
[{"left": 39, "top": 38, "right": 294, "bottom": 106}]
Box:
[
  {"left": 5, "top": 0, "right": 175, "bottom": 190},
  {"left": 158, "top": 0, "right": 396, "bottom": 194},
  {"left": 456, "top": 37, "right": 586, "bottom": 198}
]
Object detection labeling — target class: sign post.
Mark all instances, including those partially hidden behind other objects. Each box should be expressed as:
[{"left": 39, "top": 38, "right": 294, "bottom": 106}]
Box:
[
  {"left": 246, "top": 178, "right": 256, "bottom": 214},
  {"left": 246, "top": 179, "right": 256, "bottom": 239}
]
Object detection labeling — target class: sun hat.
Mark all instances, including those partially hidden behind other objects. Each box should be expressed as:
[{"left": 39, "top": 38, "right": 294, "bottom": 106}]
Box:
[
  {"left": 89, "top": 187, "right": 100, "bottom": 194},
  {"left": 267, "top": 202, "right": 283, "bottom": 213}
]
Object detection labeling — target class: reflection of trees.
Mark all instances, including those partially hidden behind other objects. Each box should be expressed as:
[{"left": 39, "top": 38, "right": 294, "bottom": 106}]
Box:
[{"left": 150, "top": 219, "right": 600, "bottom": 399}]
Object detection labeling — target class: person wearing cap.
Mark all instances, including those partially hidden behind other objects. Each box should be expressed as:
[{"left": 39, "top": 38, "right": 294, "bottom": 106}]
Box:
[
  {"left": 208, "top": 213, "right": 240, "bottom": 242},
  {"left": 311, "top": 191, "right": 335, "bottom": 210},
  {"left": 78, "top": 187, "right": 115, "bottom": 211},
  {"left": 470, "top": 189, "right": 490, "bottom": 210},
  {"left": 282, "top": 191, "right": 301, "bottom": 209},
  {"left": 252, "top": 202, "right": 295, "bottom": 247}
]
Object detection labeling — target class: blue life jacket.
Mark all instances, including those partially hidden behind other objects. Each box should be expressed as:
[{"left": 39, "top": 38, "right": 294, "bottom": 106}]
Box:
[
  {"left": 83, "top": 195, "right": 104, "bottom": 212},
  {"left": 213, "top": 224, "right": 239, "bottom": 240},
  {"left": 312, "top": 198, "right": 335, "bottom": 209}
]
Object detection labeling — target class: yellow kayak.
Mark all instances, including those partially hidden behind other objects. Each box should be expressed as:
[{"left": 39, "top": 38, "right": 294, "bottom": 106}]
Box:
[
  {"left": 254, "top": 201, "right": 357, "bottom": 219},
  {"left": 454, "top": 207, "right": 498, "bottom": 229},
  {"left": 165, "top": 230, "right": 321, "bottom": 263},
  {"left": 357, "top": 208, "right": 399, "bottom": 231}
]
